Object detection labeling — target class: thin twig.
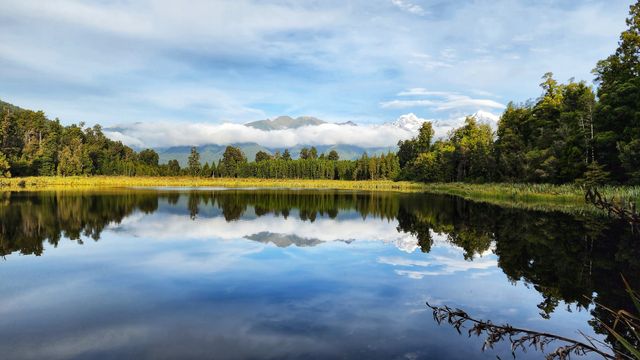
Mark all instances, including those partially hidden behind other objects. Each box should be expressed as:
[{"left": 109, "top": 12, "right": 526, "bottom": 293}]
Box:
[{"left": 427, "top": 302, "right": 616, "bottom": 359}]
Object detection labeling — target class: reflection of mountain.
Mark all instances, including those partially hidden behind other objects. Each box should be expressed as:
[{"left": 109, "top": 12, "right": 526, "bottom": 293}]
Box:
[{"left": 245, "top": 232, "right": 353, "bottom": 248}]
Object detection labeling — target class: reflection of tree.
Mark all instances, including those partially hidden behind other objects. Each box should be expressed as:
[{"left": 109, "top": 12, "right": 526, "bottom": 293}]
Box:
[
  {"left": 183, "top": 190, "right": 401, "bottom": 222},
  {"left": 0, "top": 191, "right": 158, "bottom": 256},
  {"left": 392, "top": 193, "right": 639, "bottom": 351}
]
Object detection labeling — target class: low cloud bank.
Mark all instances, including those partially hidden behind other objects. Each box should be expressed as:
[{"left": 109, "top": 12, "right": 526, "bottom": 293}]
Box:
[
  {"left": 103, "top": 111, "right": 500, "bottom": 149},
  {"left": 104, "top": 120, "right": 418, "bottom": 149}
]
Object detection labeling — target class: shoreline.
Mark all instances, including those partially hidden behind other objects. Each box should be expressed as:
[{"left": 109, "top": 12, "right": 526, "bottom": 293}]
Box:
[
  {"left": 1, "top": 176, "right": 638, "bottom": 213},
  {"left": 0, "top": 176, "right": 426, "bottom": 192}
]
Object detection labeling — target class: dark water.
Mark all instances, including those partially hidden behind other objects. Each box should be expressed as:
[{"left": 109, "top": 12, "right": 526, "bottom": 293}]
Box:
[{"left": 0, "top": 189, "right": 638, "bottom": 359}]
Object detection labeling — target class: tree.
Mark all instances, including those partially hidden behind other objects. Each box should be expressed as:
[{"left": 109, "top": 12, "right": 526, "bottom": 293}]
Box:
[
  {"left": 447, "top": 117, "right": 495, "bottom": 182},
  {"left": 299, "top": 147, "right": 309, "bottom": 160},
  {"left": 618, "top": 139, "right": 640, "bottom": 184},
  {"left": 167, "top": 159, "right": 181, "bottom": 176},
  {"left": 188, "top": 147, "right": 201, "bottom": 176},
  {"left": 397, "top": 121, "right": 435, "bottom": 178},
  {"left": 138, "top": 149, "right": 159, "bottom": 166},
  {"left": 327, "top": 150, "right": 339, "bottom": 161},
  {"left": 593, "top": 1, "right": 640, "bottom": 181},
  {"left": 0, "top": 151, "right": 10, "bottom": 177},
  {"left": 220, "top": 145, "right": 247, "bottom": 177},
  {"left": 415, "top": 122, "right": 435, "bottom": 154},
  {"left": 282, "top": 149, "right": 292, "bottom": 161},
  {"left": 57, "top": 137, "right": 91, "bottom": 176},
  {"left": 255, "top": 150, "right": 271, "bottom": 162},
  {"left": 201, "top": 162, "right": 211, "bottom": 177},
  {"left": 578, "top": 161, "right": 610, "bottom": 187},
  {"left": 309, "top": 146, "right": 318, "bottom": 159}
]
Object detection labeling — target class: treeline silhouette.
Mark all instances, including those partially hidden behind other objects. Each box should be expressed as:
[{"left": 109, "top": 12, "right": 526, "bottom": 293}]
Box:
[{"left": 208, "top": 146, "right": 400, "bottom": 180}]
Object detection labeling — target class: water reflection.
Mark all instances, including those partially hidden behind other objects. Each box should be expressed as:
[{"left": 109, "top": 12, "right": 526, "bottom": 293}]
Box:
[{"left": 0, "top": 189, "right": 637, "bottom": 359}]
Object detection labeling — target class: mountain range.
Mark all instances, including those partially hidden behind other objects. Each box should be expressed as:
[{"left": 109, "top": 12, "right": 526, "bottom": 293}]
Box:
[{"left": 156, "top": 111, "right": 500, "bottom": 166}]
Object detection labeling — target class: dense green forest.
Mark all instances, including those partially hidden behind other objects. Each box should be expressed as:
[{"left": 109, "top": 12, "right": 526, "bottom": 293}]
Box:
[{"left": 399, "top": 2, "right": 640, "bottom": 185}]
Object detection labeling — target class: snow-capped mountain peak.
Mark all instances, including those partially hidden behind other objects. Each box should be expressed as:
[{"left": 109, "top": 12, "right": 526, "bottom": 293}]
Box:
[
  {"left": 391, "top": 113, "right": 427, "bottom": 132},
  {"left": 470, "top": 110, "right": 500, "bottom": 126}
]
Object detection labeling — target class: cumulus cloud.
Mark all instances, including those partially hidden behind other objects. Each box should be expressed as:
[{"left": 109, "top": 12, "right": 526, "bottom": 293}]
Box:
[{"left": 104, "top": 118, "right": 422, "bottom": 148}]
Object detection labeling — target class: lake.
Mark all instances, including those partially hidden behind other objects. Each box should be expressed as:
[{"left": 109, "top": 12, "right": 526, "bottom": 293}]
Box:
[{"left": 0, "top": 189, "right": 637, "bottom": 359}]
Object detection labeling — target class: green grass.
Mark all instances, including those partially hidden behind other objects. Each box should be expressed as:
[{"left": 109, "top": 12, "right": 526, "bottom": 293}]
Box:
[{"left": 421, "top": 182, "right": 640, "bottom": 213}]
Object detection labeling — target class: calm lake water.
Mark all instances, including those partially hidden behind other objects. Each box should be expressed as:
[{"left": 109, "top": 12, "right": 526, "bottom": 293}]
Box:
[{"left": 0, "top": 189, "right": 637, "bottom": 359}]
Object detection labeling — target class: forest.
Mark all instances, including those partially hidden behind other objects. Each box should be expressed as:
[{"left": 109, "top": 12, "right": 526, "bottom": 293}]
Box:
[{"left": 1, "top": 3, "right": 640, "bottom": 185}]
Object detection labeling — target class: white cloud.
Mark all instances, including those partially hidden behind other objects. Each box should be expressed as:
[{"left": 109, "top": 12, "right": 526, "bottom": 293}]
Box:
[
  {"left": 391, "top": 0, "right": 427, "bottom": 16},
  {"left": 433, "top": 96, "right": 505, "bottom": 111},
  {"left": 381, "top": 90, "right": 506, "bottom": 112},
  {"left": 104, "top": 119, "right": 418, "bottom": 148}
]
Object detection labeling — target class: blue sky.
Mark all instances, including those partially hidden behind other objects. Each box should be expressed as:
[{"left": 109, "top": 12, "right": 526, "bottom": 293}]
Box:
[{"left": 0, "top": 0, "right": 632, "bottom": 147}]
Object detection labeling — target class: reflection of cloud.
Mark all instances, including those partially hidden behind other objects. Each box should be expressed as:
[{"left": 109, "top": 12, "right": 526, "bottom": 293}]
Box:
[
  {"left": 378, "top": 242, "right": 498, "bottom": 279},
  {"left": 377, "top": 257, "right": 430, "bottom": 267},
  {"left": 111, "top": 213, "right": 419, "bottom": 252},
  {"left": 388, "top": 234, "right": 420, "bottom": 253}
]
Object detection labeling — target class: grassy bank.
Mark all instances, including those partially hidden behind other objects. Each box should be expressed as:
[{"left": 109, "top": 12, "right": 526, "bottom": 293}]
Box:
[
  {"left": 0, "top": 176, "right": 426, "bottom": 192},
  {"left": 422, "top": 182, "right": 640, "bottom": 213},
  {"left": 1, "top": 177, "right": 638, "bottom": 213}
]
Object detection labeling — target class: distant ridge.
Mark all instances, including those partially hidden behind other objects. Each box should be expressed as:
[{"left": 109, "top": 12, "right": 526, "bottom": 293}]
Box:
[
  {"left": 245, "top": 116, "right": 326, "bottom": 130},
  {"left": 157, "top": 143, "right": 394, "bottom": 166}
]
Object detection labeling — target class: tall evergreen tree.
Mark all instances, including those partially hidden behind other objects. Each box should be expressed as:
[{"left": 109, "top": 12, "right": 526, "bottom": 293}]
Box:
[
  {"left": 188, "top": 147, "right": 201, "bottom": 176},
  {"left": 220, "top": 145, "right": 247, "bottom": 177},
  {"left": 282, "top": 149, "right": 292, "bottom": 161},
  {"left": 299, "top": 147, "right": 309, "bottom": 160}
]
